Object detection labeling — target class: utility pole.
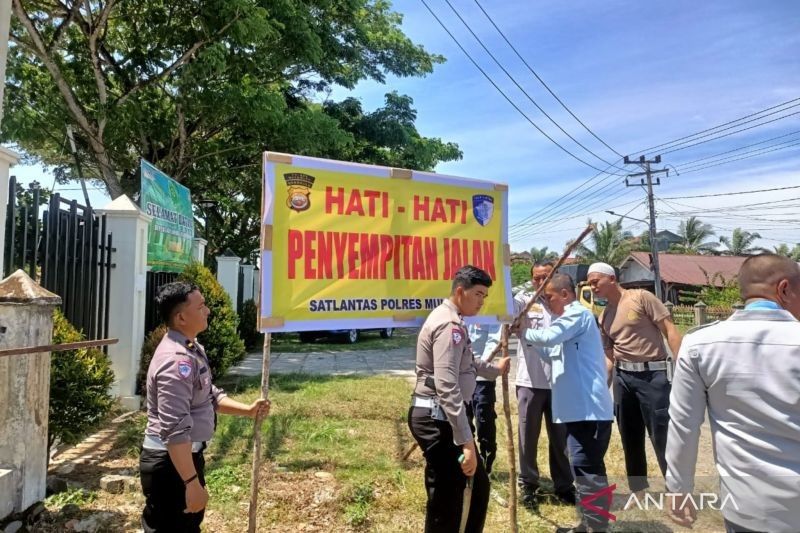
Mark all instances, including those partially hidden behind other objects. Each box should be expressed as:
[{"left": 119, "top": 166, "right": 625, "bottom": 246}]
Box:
[{"left": 624, "top": 155, "right": 669, "bottom": 301}]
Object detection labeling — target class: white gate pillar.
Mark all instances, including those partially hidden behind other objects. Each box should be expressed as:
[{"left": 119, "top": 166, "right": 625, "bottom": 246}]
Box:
[{"left": 96, "top": 195, "right": 152, "bottom": 410}]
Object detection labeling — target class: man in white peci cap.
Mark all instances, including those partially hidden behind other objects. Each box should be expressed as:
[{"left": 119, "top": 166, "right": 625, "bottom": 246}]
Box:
[{"left": 587, "top": 262, "right": 683, "bottom": 502}]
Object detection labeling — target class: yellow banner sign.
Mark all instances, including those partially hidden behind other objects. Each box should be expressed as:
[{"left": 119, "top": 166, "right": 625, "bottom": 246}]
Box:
[{"left": 259, "top": 153, "right": 512, "bottom": 332}]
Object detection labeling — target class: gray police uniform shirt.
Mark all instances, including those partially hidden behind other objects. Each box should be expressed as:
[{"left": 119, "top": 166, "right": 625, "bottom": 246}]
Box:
[
  {"left": 414, "top": 299, "right": 501, "bottom": 445},
  {"left": 468, "top": 323, "right": 500, "bottom": 383},
  {"left": 511, "top": 291, "right": 555, "bottom": 389},
  {"left": 145, "top": 329, "right": 227, "bottom": 445},
  {"left": 666, "top": 308, "right": 800, "bottom": 532}
]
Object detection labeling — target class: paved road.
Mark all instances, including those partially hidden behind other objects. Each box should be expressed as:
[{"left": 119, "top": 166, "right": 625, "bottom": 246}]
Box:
[{"left": 228, "top": 338, "right": 522, "bottom": 378}]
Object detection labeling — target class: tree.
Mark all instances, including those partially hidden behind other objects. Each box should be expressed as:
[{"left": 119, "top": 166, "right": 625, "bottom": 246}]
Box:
[
  {"left": 4, "top": 0, "right": 460, "bottom": 258},
  {"left": 672, "top": 216, "right": 718, "bottom": 254},
  {"left": 719, "top": 228, "right": 766, "bottom": 255},
  {"left": 774, "top": 243, "right": 800, "bottom": 261},
  {"left": 573, "top": 219, "right": 632, "bottom": 266},
  {"left": 529, "top": 246, "right": 558, "bottom": 264}
]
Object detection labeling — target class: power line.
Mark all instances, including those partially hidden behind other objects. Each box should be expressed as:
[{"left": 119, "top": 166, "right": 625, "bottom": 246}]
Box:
[
  {"left": 471, "top": 0, "right": 623, "bottom": 158},
  {"left": 418, "top": 0, "right": 625, "bottom": 175},
  {"left": 509, "top": 99, "right": 800, "bottom": 234},
  {"left": 636, "top": 96, "right": 800, "bottom": 155},
  {"left": 678, "top": 137, "right": 800, "bottom": 173},
  {"left": 673, "top": 130, "right": 800, "bottom": 168},
  {"left": 441, "top": 0, "right": 626, "bottom": 172},
  {"left": 663, "top": 184, "right": 800, "bottom": 200},
  {"left": 510, "top": 188, "right": 639, "bottom": 242},
  {"left": 660, "top": 109, "right": 800, "bottom": 156},
  {"left": 679, "top": 139, "right": 800, "bottom": 174},
  {"left": 509, "top": 177, "right": 621, "bottom": 235},
  {"left": 508, "top": 165, "right": 622, "bottom": 234}
]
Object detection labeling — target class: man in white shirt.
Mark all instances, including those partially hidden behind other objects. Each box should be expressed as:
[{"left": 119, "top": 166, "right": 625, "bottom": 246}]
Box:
[{"left": 666, "top": 253, "right": 800, "bottom": 533}]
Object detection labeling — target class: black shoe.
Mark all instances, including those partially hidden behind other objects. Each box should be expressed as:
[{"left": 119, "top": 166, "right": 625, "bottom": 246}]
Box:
[
  {"left": 520, "top": 487, "right": 539, "bottom": 511},
  {"left": 555, "top": 490, "right": 577, "bottom": 506}
]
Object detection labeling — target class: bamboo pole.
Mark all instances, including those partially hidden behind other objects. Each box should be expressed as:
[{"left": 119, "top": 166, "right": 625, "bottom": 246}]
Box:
[
  {"left": 248, "top": 332, "right": 271, "bottom": 533},
  {"left": 500, "top": 324, "right": 518, "bottom": 532},
  {"left": 485, "top": 223, "right": 595, "bottom": 363},
  {"left": 0, "top": 338, "right": 118, "bottom": 358}
]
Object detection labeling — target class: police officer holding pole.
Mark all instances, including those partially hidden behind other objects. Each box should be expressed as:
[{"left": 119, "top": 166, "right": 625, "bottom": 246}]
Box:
[
  {"left": 409, "top": 265, "right": 510, "bottom": 532},
  {"left": 140, "top": 282, "right": 271, "bottom": 532}
]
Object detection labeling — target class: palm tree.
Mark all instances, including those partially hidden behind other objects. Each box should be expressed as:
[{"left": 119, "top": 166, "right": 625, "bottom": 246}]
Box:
[
  {"left": 529, "top": 246, "right": 559, "bottom": 264},
  {"left": 774, "top": 243, "right": 791, "bottom": 257},
  {"left": 672, "top": 216, "right": 718, "bottom": 254},
  {"left": 719, "top": 228, "right": 766, "bottom": 255},
  {"left": 574, "top": 219, "right": 633, "bottom": 265},
  {"left": 774, "top": 243, "right": 800, "bottom": 261}
]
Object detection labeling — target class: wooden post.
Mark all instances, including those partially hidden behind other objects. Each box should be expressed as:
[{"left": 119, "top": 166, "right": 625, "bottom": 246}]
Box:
[
  {"left": 500, "top": 324, "right": 518, "bottom": 532},
  {"left": 693, "top": 301, "right": 707, "bottom": 326},
  {"left": 247, "top": 333, "right": 271, "bottom": 533}
]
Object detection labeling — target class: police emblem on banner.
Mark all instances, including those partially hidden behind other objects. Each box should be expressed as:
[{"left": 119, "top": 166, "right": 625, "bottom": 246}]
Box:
[
  {"left": 283, "top": 173, "right": 316, "bottom": 212},
  {"left": 472, "top": 194, "right": 494, "bottom": 226}
]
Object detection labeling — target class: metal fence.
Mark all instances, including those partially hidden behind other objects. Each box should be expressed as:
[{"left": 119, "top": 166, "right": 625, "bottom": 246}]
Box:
[
  {"left": 668, "top": 303, "right": 734, "bottom": 326},
  {"left": 144, "top": 271, "right": 180, "bottom": 335},
  {"left": 4, "top": 176, "right": 114, "bottom": 341}
]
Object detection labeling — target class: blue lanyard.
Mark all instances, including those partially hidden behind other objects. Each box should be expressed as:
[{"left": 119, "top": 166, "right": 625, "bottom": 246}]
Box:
[{"left": 744, "top": 300, "right": 782, "bottom": 311}]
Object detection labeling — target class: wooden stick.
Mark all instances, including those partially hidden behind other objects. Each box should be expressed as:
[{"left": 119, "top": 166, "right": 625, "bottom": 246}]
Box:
[
  {"left": 401, "top": 443, "right": 418, "bottom": 461},
  {"left": 248, "top": 332, "right": 271, "bottom": 533},
  {"left": 0, "top": 338, "right": 119, "bottom": 358},
  {"left": 500, "top": 324, "right": 518, "bottom": 532},
  {"left": 485, "top": 223, "right": 595, "bottom": 362}
]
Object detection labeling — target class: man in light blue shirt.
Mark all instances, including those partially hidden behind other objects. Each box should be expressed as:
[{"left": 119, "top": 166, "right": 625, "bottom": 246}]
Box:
[{"left": 525, "top": 273, "right": 614, "bottom": 533}]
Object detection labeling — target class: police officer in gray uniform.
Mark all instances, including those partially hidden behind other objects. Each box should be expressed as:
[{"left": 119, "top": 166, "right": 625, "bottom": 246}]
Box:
[
  {"left": 408, "top": 265, "right": 510, "bottom": 532},
  {"left": 140, "top": 282, "right": 270, "bottom": 532}
]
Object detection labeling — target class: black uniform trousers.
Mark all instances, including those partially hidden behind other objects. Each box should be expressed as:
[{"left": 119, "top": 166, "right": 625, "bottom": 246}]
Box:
[
  {"left": 613, "top": 368, "right": 671, "bottom": 492},
  {"left": 472, "top": 381, "right": 497, "bottom": 474},
  {"left": 565, "top": 421, "right": 612, "bottom": 532},
  {"left": 408, "top": 403, "right": 490, "bottom": 533},
  {"left": 140, "top": 447, "right": 206, "bottom": 533}
]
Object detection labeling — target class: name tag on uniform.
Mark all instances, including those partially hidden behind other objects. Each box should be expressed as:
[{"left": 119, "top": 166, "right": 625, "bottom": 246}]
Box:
[
  {"left": 199, "top": 366, "right": 208, "bottom": 375},
  {"left": 529, "top": 304, "right": 544, "bottom": 314}
]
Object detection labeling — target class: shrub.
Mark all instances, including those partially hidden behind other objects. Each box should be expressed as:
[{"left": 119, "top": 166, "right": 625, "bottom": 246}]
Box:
[
  {"left": 136, "top": 324, "right": 167, "bottom": 396},
  {"left": 49, "top": 310, "right": 115, "bottom": 449},
  {"left": 179, "top": 262, "right": 246, "bottom": 377},
  {"left": 238, "top": 299, "right": 263, "bottom": 351}
]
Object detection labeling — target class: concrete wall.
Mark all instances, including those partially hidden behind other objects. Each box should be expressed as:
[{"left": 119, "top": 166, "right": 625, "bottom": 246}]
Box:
[{"left": 0, "top": 270, "right": 61, "bottom": 519}]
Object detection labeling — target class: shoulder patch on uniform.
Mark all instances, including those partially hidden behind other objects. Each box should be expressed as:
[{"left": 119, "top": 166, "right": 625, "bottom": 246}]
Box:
[
  {"left": 176, "top": 359, "right": 193, "bottom": 379},
  {"left": 452, "top": 327, "right": 463, "bottom": 344},
  {"left": 685, "top": 320, "right": 720, "bottom": 336}
]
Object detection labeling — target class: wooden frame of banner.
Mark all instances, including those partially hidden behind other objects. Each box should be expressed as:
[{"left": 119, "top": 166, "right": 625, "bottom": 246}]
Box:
[{"left": 249, "top": 152, "right": 272, "bottom": 533}]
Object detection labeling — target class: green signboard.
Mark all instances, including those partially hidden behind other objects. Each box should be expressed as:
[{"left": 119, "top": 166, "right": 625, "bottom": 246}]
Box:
[{"left": 140, "top": 159, "right": 194, "bottom": 272}]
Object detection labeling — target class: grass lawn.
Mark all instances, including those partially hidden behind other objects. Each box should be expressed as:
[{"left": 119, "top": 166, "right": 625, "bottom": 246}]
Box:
[
  {"left": 38, "top": 373, "right": 724, "bottom": 532},
  {"left": 268, "top": 328, "right": 418, "bottom": 354}
]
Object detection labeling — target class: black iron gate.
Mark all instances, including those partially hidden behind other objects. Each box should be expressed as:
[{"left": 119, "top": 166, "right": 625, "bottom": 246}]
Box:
[
  {"left": 144, "top": 271, "right": 180, "bottom": 334},
  {"left": 4, "top": 176, "right": 114, "bottom": 341}
]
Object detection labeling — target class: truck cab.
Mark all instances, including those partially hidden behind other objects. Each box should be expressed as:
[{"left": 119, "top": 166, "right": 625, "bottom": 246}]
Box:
[{"left": 578, "top": 280, "right": 607, "bottom": 317}]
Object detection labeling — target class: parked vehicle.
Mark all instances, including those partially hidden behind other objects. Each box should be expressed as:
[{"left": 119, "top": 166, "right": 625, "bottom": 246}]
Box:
[{"left": 299, "top": 327, "right": 395, "bottom": 344}]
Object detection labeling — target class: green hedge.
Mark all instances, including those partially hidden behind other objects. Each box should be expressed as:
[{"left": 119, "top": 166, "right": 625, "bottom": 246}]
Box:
[
  {"left": 50, "top": 310, "right": 115, "bottom": 448},
  {"left": 138, "top": 263, "right": 246, "bottom": 392},
  {"left": 238, "top": 298, "right": 263, "bottom": 351}
]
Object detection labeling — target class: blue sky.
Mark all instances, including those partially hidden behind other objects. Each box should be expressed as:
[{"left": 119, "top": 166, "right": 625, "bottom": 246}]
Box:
[{"left": 12, "top": 0, "right": 800, "bottom": 252}]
